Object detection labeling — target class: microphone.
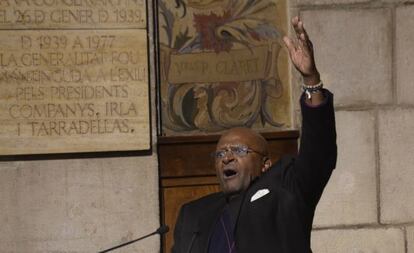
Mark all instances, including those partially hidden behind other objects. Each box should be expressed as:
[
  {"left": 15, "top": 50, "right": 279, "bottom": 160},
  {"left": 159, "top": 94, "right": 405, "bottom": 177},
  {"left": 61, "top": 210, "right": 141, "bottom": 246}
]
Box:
[
  {"left": 156, "top": 225, "right": 170, "bottom": 234},
  {"left": 98, "top": 225, "right": 169, "bottom": 253}
]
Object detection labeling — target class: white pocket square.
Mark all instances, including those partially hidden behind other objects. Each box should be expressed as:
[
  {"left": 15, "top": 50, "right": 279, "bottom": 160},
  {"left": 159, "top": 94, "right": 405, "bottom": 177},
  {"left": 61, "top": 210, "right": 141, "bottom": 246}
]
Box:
[{"left": 250, "top": 189, "right": 270, "bottom": 202}]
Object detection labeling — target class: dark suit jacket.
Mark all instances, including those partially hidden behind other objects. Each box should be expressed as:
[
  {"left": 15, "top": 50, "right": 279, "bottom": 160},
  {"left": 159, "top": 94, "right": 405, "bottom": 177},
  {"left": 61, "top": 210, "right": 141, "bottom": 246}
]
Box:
[{"left": 172, "top": 91, "right": 337, "bottom": 253}]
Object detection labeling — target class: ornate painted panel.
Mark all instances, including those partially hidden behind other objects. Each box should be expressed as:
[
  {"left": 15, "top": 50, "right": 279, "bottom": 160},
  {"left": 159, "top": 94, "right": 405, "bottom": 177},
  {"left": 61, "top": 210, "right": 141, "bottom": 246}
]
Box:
[{"left": 158, "top": 0, "right": 290, "bottom": 135}]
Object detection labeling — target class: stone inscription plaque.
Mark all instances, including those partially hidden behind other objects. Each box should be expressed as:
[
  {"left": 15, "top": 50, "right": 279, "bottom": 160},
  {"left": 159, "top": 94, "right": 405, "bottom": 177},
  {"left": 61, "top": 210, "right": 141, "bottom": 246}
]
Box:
[
  {"left": 0, "top": 30, "right": 150, "bottom": 155},
  {"left": 0, "top": 0, "right": 146, "bottom": 29}
]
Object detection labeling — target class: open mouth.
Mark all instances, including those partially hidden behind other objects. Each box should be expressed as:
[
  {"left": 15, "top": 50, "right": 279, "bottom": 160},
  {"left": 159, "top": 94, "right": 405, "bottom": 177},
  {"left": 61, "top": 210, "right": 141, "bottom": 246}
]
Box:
[{"left": 223, "top": 168, "right": 238, "bottom": 179}]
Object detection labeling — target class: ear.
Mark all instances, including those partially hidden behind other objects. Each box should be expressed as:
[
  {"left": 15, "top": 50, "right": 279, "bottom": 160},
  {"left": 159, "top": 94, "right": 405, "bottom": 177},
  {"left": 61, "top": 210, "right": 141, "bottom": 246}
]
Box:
[{"left": 261, "top": 157, "right": 272, "bottom": 173}]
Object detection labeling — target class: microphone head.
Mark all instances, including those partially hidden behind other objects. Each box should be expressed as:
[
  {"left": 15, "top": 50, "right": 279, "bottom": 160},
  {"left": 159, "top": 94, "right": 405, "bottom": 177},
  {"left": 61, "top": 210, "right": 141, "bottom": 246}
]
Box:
[{"left": 156, "top": 225, "right": 170, "bottom": 235}]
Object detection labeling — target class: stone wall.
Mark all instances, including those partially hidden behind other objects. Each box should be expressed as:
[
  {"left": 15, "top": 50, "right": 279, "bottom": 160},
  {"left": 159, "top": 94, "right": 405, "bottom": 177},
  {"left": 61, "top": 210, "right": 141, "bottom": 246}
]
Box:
[
  {"left": 290, "top": 0, "right": 414, "bottom": 252},
  {"left": 0, "top": 1, "right": 160, "bottom": 253},
  {"left": 1, "top": 0, "right": 414, "bottom": 252},
  {"left": 0, "top": 157, "right": 160, "bottom": 253}
]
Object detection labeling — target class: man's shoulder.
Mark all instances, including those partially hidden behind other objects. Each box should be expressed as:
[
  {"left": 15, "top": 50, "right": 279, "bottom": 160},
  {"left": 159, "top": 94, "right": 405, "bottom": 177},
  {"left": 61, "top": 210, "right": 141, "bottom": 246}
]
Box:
[
  {"left": 252, "top": 155, "right": 297, "bottom": 192},
  {"left": 265, "top": 155, "right": 296, "bottom": 177}
]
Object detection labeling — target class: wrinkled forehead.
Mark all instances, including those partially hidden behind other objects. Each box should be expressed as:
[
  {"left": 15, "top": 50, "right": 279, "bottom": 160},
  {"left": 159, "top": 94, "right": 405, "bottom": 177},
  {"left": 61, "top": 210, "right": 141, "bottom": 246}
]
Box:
[{"left": 216, "top": 128, "right": 267, "bottom": 153}]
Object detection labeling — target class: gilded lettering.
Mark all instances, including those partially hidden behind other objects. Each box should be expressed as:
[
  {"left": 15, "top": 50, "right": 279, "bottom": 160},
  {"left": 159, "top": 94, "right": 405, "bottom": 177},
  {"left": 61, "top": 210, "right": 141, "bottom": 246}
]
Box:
[
  {"left": 0, "top": 10, "right": 11, "bottom": 24},
  {"left": 0, "top": 53, "right": 18, "bottom": 67},
  {"left": 28, "top": 119, "right": 132, "bottom": 136},
  {"left": 105, "top": 102, "right": 137, "bottom": 117},
  {"left": 71, "top": 36, "right": 84, "bottom": 49}
]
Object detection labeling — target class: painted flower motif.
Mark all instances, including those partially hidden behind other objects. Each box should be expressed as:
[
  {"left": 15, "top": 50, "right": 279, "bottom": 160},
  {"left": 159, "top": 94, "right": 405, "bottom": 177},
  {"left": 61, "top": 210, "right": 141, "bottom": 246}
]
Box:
[
  {"left": 159, "top": 0, "right": 287, "bottom": 132},
  {"left": 193, "top": 11, "right": 233, "bottom": 53}
]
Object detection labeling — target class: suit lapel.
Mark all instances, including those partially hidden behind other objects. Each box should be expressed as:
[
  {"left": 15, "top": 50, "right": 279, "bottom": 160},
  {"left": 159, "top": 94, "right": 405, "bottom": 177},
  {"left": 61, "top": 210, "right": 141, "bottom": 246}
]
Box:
[
  {"left": 233, "top": 175, "right": 264, "bottom": 238},
  {"left": 195, "top": 194, "right": 226, "bottom": 253}
]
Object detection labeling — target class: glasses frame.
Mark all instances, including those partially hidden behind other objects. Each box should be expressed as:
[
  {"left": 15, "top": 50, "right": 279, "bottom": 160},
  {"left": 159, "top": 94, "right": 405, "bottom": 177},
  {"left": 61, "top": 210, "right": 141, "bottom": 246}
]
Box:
[{"left": 213, "top": 144, "right": 266, "bottom": 159}]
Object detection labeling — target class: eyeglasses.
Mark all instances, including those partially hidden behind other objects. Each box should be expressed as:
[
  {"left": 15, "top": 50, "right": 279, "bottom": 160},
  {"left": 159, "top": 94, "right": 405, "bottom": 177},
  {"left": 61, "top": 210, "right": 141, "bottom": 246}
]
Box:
[{"left": 213, "top": 144, "right": 265, "bottom": 159}]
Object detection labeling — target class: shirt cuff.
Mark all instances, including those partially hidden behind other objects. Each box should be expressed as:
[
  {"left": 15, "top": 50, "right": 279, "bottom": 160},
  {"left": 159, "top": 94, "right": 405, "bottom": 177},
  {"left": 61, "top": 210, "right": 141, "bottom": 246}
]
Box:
[{"left": 300, "top": 89, "right": 330, "bottom": 108}]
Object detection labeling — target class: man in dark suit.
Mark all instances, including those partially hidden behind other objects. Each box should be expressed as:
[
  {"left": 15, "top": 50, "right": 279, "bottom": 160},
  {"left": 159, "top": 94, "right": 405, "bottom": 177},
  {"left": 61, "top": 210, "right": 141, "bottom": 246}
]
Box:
[{"left": 171, "top": 16, "right": 337, "bottom": 253}]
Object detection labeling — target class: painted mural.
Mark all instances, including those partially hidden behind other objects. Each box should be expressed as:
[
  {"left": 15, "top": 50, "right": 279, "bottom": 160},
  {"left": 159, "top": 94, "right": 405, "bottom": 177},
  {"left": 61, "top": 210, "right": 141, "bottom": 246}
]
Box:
[{"left": 158, "top": 0, "right": 290, "bottom": 134}]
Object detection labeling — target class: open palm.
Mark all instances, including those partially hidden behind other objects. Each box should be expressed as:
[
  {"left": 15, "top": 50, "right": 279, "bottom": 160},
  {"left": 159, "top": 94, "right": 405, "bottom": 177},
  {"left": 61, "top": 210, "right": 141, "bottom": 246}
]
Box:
[{"left": 283, "top": 16, "right": 320, "bottom": 86}]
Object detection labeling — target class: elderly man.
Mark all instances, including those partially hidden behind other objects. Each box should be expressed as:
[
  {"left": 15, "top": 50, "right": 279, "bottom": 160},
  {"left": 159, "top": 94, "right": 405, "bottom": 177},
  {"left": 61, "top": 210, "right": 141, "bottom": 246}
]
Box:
[{"left": 171, "top": 16, "right": 337, "bottom": 253}]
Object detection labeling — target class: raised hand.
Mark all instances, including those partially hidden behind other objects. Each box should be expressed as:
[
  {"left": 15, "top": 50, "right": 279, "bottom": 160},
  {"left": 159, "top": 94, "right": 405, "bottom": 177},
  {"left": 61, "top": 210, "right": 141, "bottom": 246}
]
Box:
[{"left": 283, "top": 16, "right": 320, "bottom": 86}]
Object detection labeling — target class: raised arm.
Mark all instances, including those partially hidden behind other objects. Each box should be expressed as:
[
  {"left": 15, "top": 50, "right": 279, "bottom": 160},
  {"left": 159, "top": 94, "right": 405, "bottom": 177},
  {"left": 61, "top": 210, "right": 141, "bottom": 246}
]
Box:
[
  {"left": 283, "top": 16, "right": 337, "bottom": 207},
  {"left": 283, "top": 16, "right": 323, "bottom": 106}
]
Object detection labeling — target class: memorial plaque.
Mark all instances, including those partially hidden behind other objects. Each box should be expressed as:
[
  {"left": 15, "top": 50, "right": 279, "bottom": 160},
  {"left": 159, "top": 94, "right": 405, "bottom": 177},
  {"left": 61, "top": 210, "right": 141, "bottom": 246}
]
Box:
[
  {"left": 0, "top": 0, "right": 150, "bottom": 155},
  {"left": 0, "top": 0, "right": 146, "bottom": 29}
]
